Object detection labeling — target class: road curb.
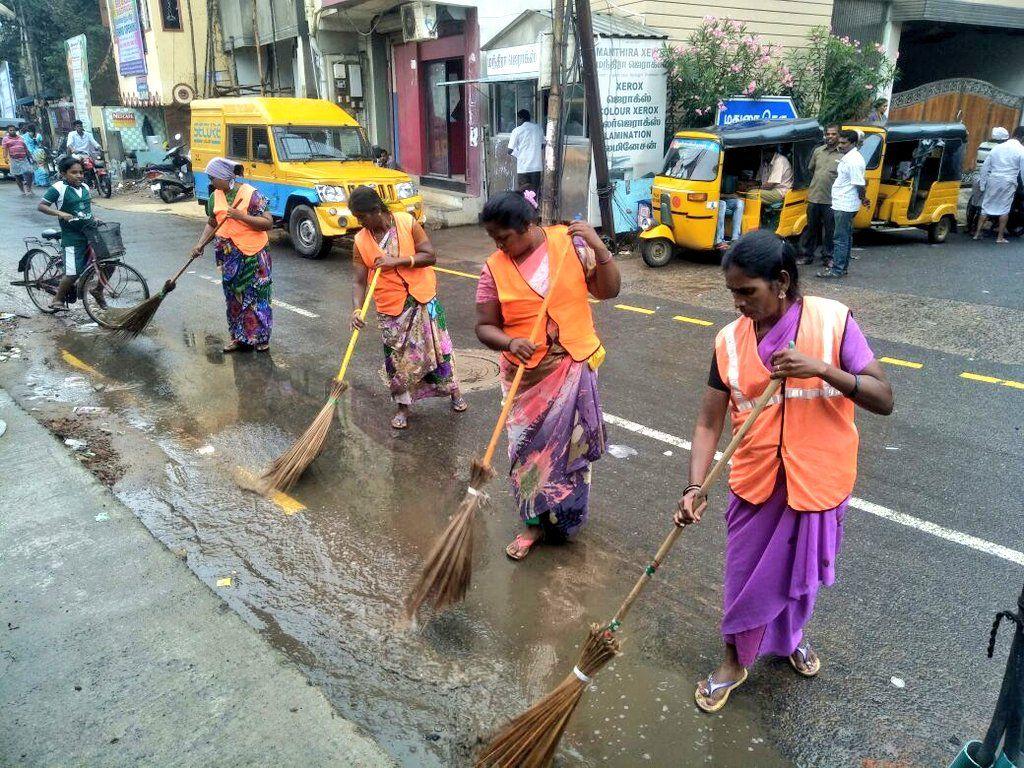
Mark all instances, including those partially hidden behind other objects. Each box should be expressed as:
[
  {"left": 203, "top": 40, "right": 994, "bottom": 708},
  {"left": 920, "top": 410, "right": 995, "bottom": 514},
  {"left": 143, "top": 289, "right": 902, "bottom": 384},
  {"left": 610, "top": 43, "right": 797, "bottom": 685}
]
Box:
[{"left": 0, "top": 386, "right": 398, "bottom": 767}]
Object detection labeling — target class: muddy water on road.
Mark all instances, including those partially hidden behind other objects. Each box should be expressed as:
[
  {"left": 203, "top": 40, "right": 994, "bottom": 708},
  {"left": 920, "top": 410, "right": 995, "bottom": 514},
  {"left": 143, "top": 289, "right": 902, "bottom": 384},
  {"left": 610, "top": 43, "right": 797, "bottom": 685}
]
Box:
[{"left": 8, "top": 316, "right": 786, "bottom": 768}]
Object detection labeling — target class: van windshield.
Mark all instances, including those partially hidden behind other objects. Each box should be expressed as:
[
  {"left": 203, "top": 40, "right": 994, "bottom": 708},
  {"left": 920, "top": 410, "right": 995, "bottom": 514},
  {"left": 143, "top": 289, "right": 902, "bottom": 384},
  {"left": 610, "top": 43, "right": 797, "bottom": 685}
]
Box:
[
  {"left": 272, "top": 125, "right": 371, "bottom": 162},
  {"left": 662, "top": 138, "right": 720, "bottom": 181}
]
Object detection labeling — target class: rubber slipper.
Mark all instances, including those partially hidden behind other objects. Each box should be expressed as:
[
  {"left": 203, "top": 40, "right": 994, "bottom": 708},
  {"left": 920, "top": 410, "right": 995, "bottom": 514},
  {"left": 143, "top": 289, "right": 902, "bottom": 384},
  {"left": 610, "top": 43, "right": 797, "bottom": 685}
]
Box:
[
  {"left": 390, "top": 412, "right": 408, "bottom": 430},
  {"left": 505, "top": 532, "right": 540, "bottom": 561},
  {"left": 223, "top": 342, "right": 251, "bottom": 353},
  {"left": 695, "top": 668, "right": 748, "bottom": 713},
  {"left": 789, "top": 644, "right": 821, "bottom": 677},
  {"left": 451, "top": 396, "right": 469, "bottom": 413}
]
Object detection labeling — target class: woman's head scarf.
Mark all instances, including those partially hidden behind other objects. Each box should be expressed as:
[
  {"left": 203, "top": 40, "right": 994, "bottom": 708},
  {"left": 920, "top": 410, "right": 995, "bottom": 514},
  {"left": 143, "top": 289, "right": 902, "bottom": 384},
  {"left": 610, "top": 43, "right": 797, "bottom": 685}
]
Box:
[{"left": 205, "top": 157, "right": 241, "bottom": 180}]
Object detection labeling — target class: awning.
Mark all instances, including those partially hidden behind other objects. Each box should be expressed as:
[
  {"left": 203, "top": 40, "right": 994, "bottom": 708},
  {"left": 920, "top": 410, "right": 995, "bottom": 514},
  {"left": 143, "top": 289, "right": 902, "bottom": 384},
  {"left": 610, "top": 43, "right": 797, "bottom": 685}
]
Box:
[{"left": 438, "top": 73, "right": 537, "bottom": 87}]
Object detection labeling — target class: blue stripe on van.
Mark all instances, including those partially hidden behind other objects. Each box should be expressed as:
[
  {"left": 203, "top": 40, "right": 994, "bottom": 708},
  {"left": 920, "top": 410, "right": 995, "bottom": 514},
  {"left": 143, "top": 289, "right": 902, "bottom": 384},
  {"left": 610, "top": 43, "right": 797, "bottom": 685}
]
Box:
[{"left": 193, "top": 172, "right": 319, "bottom": 219}]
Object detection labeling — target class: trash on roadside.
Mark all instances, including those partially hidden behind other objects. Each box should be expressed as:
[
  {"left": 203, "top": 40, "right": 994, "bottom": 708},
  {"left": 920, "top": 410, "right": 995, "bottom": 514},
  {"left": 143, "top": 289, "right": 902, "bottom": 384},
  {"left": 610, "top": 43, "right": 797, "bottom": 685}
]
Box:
[
  {"left": 74, "top": 406, "right": 110, "bottom": 415},
  {"left": 95, "top": 512, "right": 110, "bottom": 522},
  {"left": 607, "top": 444, "right": 639, "bottom": 459},
  {"left": 64, "top": 438, "right": 88, "bottom": 451},
  {"left": 216, "top": 577, "right": 233, "bottom": 587},
  {"left": 890, "top": 676, "right": 906, "bottom": 689},
  {"left": 0, "top": 312, "right": 15, "bottom": 321},
  {"left": 196, "top": 445, "right": 216, "bottom": 456},
  {"left": 663, "top": 450, "right": 673, "bottom": 457}
]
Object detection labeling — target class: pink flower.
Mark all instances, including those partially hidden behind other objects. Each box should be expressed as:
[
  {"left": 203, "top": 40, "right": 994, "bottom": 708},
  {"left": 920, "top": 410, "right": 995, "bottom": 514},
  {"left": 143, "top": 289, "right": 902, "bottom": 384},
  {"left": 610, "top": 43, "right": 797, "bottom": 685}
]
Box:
[
  {"left": 865, "top": 83, "right": 874, "bottom": 90},
  {"left": 712, "top": 27, "right": 726, "bottom": 38},
  {"left": 729, "top": 63, "right": 743, "bottom": 73},
  {"left": 743, "top": 80, "right": 757, "bottom": 95},
  {"left": 874, "top": 43, "right": 886, "bottom": 53},
  {"left": 718, "top": 100, "right": 726, "bottom": 110}
]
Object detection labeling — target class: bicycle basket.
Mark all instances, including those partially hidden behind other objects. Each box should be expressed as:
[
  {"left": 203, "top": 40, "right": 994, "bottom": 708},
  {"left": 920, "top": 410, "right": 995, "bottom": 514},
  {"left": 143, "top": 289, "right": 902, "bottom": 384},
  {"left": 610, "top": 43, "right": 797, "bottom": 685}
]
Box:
[{"left": 86, "top": 222, "right": 126, "bottom": 260}]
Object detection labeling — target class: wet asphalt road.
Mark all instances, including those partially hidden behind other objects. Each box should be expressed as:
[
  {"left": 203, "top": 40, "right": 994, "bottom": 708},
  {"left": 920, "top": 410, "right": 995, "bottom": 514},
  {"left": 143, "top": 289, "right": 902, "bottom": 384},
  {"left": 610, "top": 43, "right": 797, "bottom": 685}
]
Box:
[{"left": 1, "top": 187, "right": 1022, "bottom": 768}]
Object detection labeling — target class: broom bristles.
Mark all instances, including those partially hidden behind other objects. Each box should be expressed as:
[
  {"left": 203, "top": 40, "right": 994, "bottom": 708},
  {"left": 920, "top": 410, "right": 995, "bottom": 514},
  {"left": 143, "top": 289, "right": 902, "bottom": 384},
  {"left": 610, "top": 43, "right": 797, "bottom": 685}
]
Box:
[
  {"left": 258, "top": 379, "right": 347, "bottom": 494},
  {"left": 476, "top": 624, "right": 620, "bottom": 768},
  {"left": 107, "top": 294, "right": 165, "bottom": 340},
  {"left": 405, "top": 458, "right": 494, "bottom": 618}
]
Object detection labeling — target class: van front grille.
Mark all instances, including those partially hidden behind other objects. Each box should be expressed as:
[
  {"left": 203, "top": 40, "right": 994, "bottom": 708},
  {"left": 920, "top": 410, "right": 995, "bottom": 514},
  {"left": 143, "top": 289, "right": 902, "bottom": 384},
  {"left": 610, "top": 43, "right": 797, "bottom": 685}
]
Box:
[{"left": 347, "top": 183, "right": 396, "bottom": 203}]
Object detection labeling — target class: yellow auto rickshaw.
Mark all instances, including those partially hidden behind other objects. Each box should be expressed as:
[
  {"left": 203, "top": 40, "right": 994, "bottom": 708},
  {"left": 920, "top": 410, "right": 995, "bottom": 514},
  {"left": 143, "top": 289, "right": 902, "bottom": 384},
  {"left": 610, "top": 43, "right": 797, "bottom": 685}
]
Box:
[
  {"left": 640, "top": 119, "right": 823, "bottom": 267},
  {"left": 846, "top": 121, "right": 966, "bottom": 243}
]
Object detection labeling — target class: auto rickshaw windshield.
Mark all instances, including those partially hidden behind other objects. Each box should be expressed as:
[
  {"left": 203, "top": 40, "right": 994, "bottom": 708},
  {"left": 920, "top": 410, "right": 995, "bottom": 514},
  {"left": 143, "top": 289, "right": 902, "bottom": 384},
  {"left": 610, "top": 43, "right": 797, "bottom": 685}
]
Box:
[{"left": 662, "top": 137, "right": 720, "bottom": 181}]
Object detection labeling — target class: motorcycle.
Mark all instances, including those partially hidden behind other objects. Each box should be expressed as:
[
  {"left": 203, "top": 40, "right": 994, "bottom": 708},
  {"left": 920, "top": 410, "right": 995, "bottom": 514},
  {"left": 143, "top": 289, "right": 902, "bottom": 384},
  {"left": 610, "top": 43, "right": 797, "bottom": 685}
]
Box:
[
  {"left": 147, "top": 139, "right": 193, "bottom": 203},
  {"left": 967, "top": 180, "right": 1024, "bottom": 238},
  {"left": 78, "top": 152, "right": 112, "bottom": 198}
]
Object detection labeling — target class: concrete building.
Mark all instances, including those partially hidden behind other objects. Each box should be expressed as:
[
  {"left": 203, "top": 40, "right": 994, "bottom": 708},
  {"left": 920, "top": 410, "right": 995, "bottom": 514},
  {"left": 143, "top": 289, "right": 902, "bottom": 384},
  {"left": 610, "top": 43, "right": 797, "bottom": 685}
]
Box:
[{"left": 590, "top": 0, "right": 835, "bottom": 49}]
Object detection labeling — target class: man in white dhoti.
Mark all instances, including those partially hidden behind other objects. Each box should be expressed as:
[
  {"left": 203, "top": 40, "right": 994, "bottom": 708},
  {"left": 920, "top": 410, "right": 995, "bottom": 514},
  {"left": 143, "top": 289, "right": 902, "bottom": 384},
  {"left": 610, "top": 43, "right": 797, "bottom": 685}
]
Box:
[{"left": 974, "top": 125, "right": 1024, "bottom": 244}]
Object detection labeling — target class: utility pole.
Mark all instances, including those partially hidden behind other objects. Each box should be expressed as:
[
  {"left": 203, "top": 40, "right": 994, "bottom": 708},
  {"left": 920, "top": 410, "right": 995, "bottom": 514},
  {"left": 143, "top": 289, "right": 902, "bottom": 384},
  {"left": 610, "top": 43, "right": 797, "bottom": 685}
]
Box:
[
  {"left": 251, "top": 0, "right": 265, "bottom": 95},
  {"left": 294, "top": 0, "right": 317, "bottom": 97},
  {"left": 540, "top": 0, "right": 566, "bottom": 225},
  {"left": 574, "top": 0, "right": 615, "bottom": 238}
]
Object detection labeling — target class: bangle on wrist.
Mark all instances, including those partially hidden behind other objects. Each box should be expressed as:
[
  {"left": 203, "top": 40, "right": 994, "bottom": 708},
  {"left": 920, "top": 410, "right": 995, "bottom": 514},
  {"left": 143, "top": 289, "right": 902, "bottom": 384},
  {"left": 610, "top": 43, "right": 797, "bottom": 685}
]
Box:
[
  {"left": 683, "top": 482, "right": 702, "bottom": 495},
  {"left": 408, "top": 254, "right": 416, "bottom": 267},
  {"left": 847, "top": 374, "right": 860, "bottom": 399}
]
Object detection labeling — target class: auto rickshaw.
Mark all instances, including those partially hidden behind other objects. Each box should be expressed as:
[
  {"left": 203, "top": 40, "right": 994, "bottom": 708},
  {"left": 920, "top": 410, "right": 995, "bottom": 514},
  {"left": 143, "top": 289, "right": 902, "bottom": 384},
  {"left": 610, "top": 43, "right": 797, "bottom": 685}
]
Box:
[
  {"left": 640, "top": 119, "right": 823, "bottom": 267},
  {"left": 846, "top": 121, "right": 966, "bottom": 243}
]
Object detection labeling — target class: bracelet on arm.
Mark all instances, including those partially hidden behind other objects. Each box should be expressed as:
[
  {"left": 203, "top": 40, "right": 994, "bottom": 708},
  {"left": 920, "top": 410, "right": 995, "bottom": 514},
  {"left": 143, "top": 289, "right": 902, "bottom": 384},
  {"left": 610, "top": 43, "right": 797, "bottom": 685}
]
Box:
[
  {"left": 408, "top": 254, "right": 416, "bottom": 268},
  {"left": 847, "top": 374, "right": 860, "bottom": 399},
  {"left": 682, "top": 483, "right": 703, "bottom": 496}
]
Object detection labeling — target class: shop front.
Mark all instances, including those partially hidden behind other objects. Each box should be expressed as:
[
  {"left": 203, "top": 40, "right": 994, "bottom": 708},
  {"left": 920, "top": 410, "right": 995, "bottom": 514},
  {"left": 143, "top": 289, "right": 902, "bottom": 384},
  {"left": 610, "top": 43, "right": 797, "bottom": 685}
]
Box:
[{"left": 480, "top": 10, "right": 667, "bottom": 233}]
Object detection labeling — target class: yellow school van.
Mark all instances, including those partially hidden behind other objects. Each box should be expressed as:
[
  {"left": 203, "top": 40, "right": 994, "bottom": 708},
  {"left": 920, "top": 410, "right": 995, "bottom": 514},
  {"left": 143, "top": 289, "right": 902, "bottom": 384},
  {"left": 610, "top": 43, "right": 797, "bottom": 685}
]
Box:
[{"left": 190, "top": 97, "right": 423, "bottom": 259}]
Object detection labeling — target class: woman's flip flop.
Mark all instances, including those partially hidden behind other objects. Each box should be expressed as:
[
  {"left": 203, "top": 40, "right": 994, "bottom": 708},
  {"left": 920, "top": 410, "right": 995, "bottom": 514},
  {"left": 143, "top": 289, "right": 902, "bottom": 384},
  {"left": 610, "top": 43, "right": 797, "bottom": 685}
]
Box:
[
  {"left": 391, "top": 411, "right": 409, "bottom": 430},
  {"left": 694, "top": 668, "right": 749, "bottom": 713},
  {"left": 451, "top": 395, "right": 469, "bottom": 413},
  {"left": 789, "top": 644, "right": 821, "bottom": 677},
  {"left": 505, "top": 532, "right": 540, "bottom": 561}
]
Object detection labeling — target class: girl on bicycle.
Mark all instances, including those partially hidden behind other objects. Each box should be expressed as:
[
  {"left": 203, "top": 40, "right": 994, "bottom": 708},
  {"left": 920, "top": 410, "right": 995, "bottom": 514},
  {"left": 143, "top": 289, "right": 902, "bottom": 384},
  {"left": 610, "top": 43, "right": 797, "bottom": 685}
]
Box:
[
  {"left": 191, "top": 157, "right": 274, "bottom": 353},
  {"left": 37, "top": 156, "right": 98, "bottom": 311}
]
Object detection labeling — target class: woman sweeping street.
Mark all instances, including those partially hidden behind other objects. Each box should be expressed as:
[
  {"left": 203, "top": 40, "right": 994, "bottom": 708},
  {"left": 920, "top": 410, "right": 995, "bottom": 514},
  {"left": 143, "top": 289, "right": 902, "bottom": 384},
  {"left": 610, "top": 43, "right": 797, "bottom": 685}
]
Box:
[
  {"left": 348, "top": 186, "right": 467, "bottom": 430},
  {"left": 475, "top": 191, "right": 620, "bottom": 561},
  {"left": 673, "top": 230, "right": 893, "bottom": 712},
  {"left": 191, "top": 158, "right": 273, "bottom": 352}
]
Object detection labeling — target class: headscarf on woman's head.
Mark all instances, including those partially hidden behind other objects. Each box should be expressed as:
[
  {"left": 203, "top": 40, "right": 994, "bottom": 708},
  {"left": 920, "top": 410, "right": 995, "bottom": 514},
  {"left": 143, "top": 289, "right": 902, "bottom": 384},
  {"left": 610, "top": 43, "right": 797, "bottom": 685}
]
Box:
[{"left": 205, "top": 157, "right": 242, "bottom": 181}]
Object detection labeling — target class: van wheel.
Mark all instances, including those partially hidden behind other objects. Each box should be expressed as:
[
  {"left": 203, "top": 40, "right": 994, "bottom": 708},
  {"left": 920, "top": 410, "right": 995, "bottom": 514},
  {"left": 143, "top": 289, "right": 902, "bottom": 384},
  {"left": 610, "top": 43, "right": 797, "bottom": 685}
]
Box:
[
  {"left": 289, "top": 204, "right": 334, "bottom": 259},
  {"left": 641, "top": 238, "right": 674, "bottom": 268},
  {"left": 928, "top": 215, "right": 953, "bottom": 244}
]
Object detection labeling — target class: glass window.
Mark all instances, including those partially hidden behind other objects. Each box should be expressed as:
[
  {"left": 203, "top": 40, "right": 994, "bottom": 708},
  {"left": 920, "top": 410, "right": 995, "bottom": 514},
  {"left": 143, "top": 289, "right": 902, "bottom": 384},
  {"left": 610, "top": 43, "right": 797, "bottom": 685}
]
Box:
[
  {"left": 492, "top": 80, "right": 536, "bottom": 134},
  {"left": 861, "top": 133, "right": 884, "bottom": 170},
  {"left": 159, "top": 0, "right": 182, "bottom": 30},
  {"left": 228, "top": 126, "right": 249, "bottom": 160},
  {"left": 563, "top": 83, "right": 585, "bottom": 137},
  {"left": 271, "top": 125, "right": 371, "bottom": 161},
  {"left": 661, "top": 138, "right": 720, "bottom": 181}
]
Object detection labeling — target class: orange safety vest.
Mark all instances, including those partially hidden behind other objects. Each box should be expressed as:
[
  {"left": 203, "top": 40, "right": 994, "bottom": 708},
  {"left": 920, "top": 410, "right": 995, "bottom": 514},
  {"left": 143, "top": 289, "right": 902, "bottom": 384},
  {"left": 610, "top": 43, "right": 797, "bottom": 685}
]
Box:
[
  {"left": 486, "top": 225, "right": 601, "bottom": 369},
  {"left": 354, "top": 211, "right": 437, "bottom": 316},
  {"left": 212, "top": 184, "right": 269, "bottom": 256},
  {"left": 714, "top": 296, "right": 859, "bottom": 511}
]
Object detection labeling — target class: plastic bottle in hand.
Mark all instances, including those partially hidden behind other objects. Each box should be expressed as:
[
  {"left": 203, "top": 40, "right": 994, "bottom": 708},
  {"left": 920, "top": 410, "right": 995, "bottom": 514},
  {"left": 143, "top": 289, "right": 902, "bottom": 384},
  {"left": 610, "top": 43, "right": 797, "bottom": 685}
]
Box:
[{"left": 570, "top": 214, "right": 588, "bottom": 261}]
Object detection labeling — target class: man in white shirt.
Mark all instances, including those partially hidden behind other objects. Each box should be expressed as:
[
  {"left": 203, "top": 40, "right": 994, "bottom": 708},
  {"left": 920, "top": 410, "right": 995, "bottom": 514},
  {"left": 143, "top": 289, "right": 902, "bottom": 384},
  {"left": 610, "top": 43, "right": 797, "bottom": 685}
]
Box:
[
  {"left": 754, "top": 146, "right": 793, "bottom": 206},
  {"left": 507, "top": 109, "right": 543, "bottom": 193},
  {"left": 819, "top": 129, "right": 868, "bottom": 279},
  {"left": 973, "top": 125, "right": 1024, "bottom": 244},
  {"left": 65, "top": 120, "right": 101, "bottom": 158}
]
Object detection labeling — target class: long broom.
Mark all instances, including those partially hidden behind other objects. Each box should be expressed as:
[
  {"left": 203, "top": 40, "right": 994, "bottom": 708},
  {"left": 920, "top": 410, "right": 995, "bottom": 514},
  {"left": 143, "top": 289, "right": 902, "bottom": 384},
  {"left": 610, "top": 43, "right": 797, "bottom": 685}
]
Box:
[
  {"left": 404, "top": 244, "right": 574, "bottom": 620},
  {"left": 475, "top": 376, "right": 784, "bottom": 767},
  {"left": 107, "top": 197, "right": 245, "bottom": 340},
  {"left": 256, "top": 229, "right": 393, "bottom": 494}
]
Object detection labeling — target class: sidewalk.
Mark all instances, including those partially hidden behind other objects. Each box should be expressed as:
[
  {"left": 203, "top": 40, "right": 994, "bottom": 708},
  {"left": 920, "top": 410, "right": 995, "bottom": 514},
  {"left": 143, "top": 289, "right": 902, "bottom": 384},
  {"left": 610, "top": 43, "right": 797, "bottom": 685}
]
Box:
[{"left": 0, "top": 388, "right": 396, "bottom": 767}]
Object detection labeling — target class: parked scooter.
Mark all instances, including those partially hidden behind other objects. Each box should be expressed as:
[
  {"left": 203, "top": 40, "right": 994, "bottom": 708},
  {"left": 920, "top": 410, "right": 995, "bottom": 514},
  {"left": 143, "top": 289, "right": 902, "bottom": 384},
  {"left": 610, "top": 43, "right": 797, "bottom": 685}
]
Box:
[
  {"left": 147, "top": 138, "right": 193, "bottom": 203},
  {"left": 79, "top": 152, "right": 112, "bottom": 198}
]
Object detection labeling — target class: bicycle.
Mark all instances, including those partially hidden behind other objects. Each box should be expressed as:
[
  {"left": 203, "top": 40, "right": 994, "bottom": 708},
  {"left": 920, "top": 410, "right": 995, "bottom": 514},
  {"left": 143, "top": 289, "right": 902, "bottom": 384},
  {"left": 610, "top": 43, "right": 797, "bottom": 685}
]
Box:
[{"left": 13, "top": 219, "right": 150, "bottom": 328}]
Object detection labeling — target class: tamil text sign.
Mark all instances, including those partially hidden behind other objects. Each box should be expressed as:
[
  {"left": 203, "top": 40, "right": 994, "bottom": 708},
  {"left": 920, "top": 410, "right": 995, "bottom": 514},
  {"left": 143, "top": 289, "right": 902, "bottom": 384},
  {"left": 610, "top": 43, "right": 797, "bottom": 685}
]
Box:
[
  {"left": 716, "top": 96, "right": 797, "bottom": 126},
  {"left": 112, "top": 0, "right": 147, "bottom": 77},
  {"left": 65, "top": 35, "right": 93, "bottom": 132},
  {"left": 484, "top": 44, "right": 540, "bottom": 79}
]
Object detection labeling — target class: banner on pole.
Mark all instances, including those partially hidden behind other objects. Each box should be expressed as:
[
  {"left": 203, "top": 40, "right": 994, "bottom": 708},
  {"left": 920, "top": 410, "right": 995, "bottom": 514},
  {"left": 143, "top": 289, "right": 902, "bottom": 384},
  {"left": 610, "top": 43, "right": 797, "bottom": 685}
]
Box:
[
  {"left": 111, "top": 0, "right": 147, "bottom": 77},
  {"left": 65, "top": 35, "right": 93, "bottom": 132},
  {"left": 0, "top": 61, "right": 17, "bottom": 119}
]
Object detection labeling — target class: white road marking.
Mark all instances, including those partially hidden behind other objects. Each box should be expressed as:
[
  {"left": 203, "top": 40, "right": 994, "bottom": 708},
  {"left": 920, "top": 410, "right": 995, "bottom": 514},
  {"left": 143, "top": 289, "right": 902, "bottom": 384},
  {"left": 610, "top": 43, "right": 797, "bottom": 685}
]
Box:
[
  {"left": 603, "top": 412, "right": 1024, "bottom": 567},
  {"left": 190, "top": 274, "right": 319, "bottom": 318}
]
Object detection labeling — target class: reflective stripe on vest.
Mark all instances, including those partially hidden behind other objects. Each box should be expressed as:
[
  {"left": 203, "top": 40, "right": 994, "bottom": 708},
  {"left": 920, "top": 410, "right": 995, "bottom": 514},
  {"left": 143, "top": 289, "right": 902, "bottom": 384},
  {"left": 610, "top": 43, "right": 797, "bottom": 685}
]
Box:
[
  {"left": 354, "top": 211, "right": 437, "bottom": 316},
  {"left": 213, "top": 185, "right": 269, "bottom": 256},
  {"left": 715, "top": 296, "right": 859, "bottom": 511},
  {"left": 485, "top": 226, "right": 600, "bottom": 369}
]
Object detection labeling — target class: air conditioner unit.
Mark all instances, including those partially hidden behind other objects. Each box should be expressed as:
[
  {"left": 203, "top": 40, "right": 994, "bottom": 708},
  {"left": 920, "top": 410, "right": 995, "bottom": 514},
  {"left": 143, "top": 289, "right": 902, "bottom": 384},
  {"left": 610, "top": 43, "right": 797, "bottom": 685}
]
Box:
[{"left": 401, "top": 1, "right": 437, "bottom": 43}]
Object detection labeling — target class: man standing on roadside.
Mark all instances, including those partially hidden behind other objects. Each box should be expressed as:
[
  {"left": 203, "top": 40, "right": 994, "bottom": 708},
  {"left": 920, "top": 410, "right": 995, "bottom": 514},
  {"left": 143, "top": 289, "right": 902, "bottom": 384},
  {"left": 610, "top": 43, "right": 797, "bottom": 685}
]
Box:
[
  {"left": 818, "top": 129, "right": 868, "bottom": 280},
  {"left": 799, "top": 124, "right": 842, "bottom": 267},
  {"left": 507, "top": 109, "right": 543, "bottom": 193}
]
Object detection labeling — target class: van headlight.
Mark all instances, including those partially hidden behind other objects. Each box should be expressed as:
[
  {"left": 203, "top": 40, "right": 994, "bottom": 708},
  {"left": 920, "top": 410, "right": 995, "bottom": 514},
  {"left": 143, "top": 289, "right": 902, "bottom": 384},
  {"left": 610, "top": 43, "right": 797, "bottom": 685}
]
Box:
[
  {"left": 315, "top": 184, "right": 347, "bottom": 203},
  {"left": 396, "top": 181, "right": 417, "bottom": 200}
]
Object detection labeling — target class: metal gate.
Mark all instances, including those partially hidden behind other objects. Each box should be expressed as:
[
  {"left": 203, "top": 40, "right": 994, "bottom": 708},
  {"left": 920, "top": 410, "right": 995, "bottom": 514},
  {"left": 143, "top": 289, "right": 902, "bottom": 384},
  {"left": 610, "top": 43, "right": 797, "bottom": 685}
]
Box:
[{"left": 890, "top": 78, "right": 1024, "bottom": 171}]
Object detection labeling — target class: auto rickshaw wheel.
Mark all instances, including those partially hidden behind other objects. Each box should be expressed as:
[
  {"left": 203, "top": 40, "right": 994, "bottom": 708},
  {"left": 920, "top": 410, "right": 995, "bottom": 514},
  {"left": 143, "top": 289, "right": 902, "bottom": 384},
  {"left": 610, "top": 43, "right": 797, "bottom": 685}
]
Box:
[
  {"left": 641, "top": 238, "right": 675, "bottom": 268},
  {"left": 927, "top": 215, "right": 954, "bottom": 244}
]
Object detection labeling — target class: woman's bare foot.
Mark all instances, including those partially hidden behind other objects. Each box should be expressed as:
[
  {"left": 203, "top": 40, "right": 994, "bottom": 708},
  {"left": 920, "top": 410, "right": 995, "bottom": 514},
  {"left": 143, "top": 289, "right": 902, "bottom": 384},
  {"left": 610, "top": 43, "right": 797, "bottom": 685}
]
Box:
[
  {"left": 391, "top": 406, "right": 409, "bottom": 430},
  {"left": 505, "top": 527, "right": 542, "bottom": 560},
  {"left": 223, "top": 341, "right": 251, "bottom": 353},
  {"left": 451, "top": 393, "right": 468, "bottom": 412},
  {"left": 789, "top": 643, "right": 821, "bottom": 677}
]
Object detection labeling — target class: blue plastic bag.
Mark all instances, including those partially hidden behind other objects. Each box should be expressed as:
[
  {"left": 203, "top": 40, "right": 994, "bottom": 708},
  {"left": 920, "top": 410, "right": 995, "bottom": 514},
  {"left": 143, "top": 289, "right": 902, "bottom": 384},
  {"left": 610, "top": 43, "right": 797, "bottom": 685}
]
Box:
[{"left": 34, "top": 167, "right": 50, "bottom": 187}]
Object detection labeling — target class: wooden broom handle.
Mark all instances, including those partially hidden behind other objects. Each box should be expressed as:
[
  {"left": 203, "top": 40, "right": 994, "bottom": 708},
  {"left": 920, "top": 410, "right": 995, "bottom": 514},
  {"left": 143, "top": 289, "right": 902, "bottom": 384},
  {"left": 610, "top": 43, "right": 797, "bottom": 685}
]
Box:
[
  {"left": 479, "top": 235, "right": 574, "bottom": 469},
  {"left": 334, "top": 228, "right": 394, "bottom": 381},
  {"left": 169, "top": 197, "right": 245, "bottom": 285},
  {"left": 610, "top": 376, "right": 783, "bottom": 628}
]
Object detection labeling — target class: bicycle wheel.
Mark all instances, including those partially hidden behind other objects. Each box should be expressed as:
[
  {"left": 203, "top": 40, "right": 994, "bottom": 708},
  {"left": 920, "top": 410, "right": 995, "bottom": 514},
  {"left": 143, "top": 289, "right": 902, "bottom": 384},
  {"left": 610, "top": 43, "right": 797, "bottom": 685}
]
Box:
[
  {"left": 80, "top": 260, "right": 150, "bottom": 329},
  {"left": 22, "top": 248, "right": 63, "bottom": 313}
]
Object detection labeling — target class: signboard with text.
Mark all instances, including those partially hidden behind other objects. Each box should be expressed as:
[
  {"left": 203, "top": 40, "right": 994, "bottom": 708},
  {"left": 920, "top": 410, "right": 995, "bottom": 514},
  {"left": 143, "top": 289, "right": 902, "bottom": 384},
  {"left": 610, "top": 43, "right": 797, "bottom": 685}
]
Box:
[
  {"left": 112, "top": 0, "right": 147, "bottom": 76},
  {"left": 484, "top": 44, "right": 540, "bottom": 79},
  {"left": 65, "top": 35, "right": 93, "bottom": 132},
  {"left": 0, "top": 61, "right": 16, "bottom": 119},
  {"left": 716, "top": 96, "right": 797, "bottom": 126}
]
